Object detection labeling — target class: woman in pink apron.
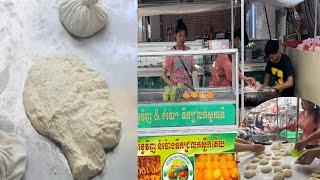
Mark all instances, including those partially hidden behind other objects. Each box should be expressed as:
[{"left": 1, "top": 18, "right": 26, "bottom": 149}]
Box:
[{"left": 162, "top": 19, "right": 195, "bottom": 88}]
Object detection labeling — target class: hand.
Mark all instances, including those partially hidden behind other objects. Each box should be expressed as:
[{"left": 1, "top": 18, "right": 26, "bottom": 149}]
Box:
[
  {"left": 295, "top": 139, "right": 308, "bottom": 151},
  {"left": 295, "top": 149, "right": 320, "bottom": 165},
  {"left": 244, "top": 77, "right": 256, "bottom": 88},
  {"left": 251, "top": 144, "right": 265, "bottom": 154}
]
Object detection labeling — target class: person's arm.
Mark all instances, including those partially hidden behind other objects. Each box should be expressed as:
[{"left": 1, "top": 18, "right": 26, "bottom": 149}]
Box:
[
  {"left": 236, "top": 138, "right": 250, "bottom": 144},
  {"left": 234, "top": 143, "right": 265, "bottom": 153},
  {"left": 162, "top": 57, "right": 174, "bottom": 86},
  {"left": 263, "top": 74, "right": 271, "bottom": 88},
  {"left": 295, "top": 129, "right": 320, "bottom": 150},
  {"left": 274, "top": 76, "right": 294, "bottom": 91},
  {"left": 296, "top": 147, "right": 320, "bottom": 165}
]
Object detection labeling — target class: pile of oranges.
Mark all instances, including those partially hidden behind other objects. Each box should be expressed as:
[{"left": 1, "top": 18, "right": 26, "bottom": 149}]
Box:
[
  {"left": 183, "top": 91, "right": 215, "bottom": 101},
  {"left": 195, "top": 153, "right": 239, "bottom": 180}
]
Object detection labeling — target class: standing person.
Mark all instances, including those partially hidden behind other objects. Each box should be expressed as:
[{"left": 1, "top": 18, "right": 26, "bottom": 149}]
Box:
[
  {"left": 274, "top": 100, "right": 318, "bottom": 148},
  {"left": 209, "top": 28, "right": 256, "bottom": 87},
  {"left": 162, "top": 19, "right": 195, "bottom": 88},
  {"left": 263, "top": 40, "right": 294, "bottom": 97}
]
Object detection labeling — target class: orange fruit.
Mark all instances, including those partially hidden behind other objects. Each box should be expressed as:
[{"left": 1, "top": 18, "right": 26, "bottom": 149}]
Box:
[
  {"left": 213, "top": 169, "right": 222, "bottom": 180},
  {"left": 199, "top": 154, "right": 206, "bottom": 162},
  {"left": 206, "top": 154, "right": 213, "bottom": 162},
  {"left": 219, "top": 177, "right": 225, "bottom": 180},
  {"left": 212, "top": 154, "right": 219, "bottom": 161},
  {"left": 183, "top": 92, "right": 191, "bottom": 100},
  {"left": 212, "top": 161, "right": 220, "bottom": 170},
  {"left": 226, "top": 154, "right": 234, "bottom": 161},
  {"left": 196, "top": 170, "right": 205, "bottom": 180},
  {"left": 197, "top": 162, "right": 206, "bottom": 170},
  {"left": 222, "top": 170, "right": 231, "bottom": 179},
  {"left": 206, "top": 161, "right": 213, "bottom": 169},
  {"left": 199, "top": 92, "right": 207, "bottom": 99},
  {"left": 205, "top": 169, "right": 214, "bottom": 180},
  {"left": 219, "top": 155, "right": 227, "bottom": 162},
  {"left": 191, "top": 92, "right": 199, "bottom": 99},
  {"left": 230, "top": 168, "right": 239, "bottom": 178},
  {"left": 220, "top": 161, "right": 228, "bottom": 170},
  {"left": 207, "top": 91, "right": 216, "bottom": 99},
  {"left": 227, "top": 161, "right": 236, "bottom": 169}
]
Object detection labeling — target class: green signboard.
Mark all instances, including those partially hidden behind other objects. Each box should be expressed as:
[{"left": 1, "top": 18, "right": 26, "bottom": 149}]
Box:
[
  {"left": 138, "top": 102, "right": 236, "bottom": 128},
  {"left": 137, "top": 133, "right": 237, "bottom": 180}
]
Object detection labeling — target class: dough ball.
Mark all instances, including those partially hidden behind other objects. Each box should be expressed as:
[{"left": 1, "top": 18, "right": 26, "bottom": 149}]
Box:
[
  {"left": 272, "top": 161, "right": 281, "bottom": 166},
  {"left": 271, "top": 142, "right": 282, "bottom": 150},
  {"left": 59, "top": 0, "right": 108, "bottom": 38},
  {"left": 23, "top": 54, "right": 121, "bottom": 180},
  {"left": 311, "top": 173, "right": 320, "bottom": 178},
  {"left": 246, "top": 164, "right": 257, "bottom": 170},
  {"left": 282, "top": 164, "right": 291, "bottom": 169},
  {"left": 261, "top": 165, "right": 272, "bottom": 173},
  {"left": 266, "top": 153, "right": 272, "bottom": 156},
  {"left": 274, "top": 166, "right": 282, "bottom": 173},
  {"left": 251, "top": 158, "right": 260, "bottom": 163},
  {"left": 272, "top": 156, "right": 281, "bottom": 160},
  {"left": 274, "top": 152, "right": 282, "bottom": 156},
  {"left": 259, "top": 159, "right": 269, "bottom": 165},
  {"left": 273, "top": 172, "right": 284, "bottom": 180},
  {"left": 282, "top": 169, "right": 292, "bottom": 177},
  {"left": 263, "top": 157, "right": 270, "bottom": 160},
  {"left": 244, "top": 170, "right": 256, "bottom": 178}
]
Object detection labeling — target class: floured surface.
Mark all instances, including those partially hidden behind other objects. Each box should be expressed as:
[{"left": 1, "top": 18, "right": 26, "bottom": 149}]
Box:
[
  {"left": 238, "top": 144, "right": 320, "bottom": 180},
  {"left": 0, "top": 0, "right": 136, "bottom": 179},
  {"left": 23, "top": 54, "right": 121, "bottom": 180},
  {"left": 0, "top": 130, "right": 27, "bottom": 180}
]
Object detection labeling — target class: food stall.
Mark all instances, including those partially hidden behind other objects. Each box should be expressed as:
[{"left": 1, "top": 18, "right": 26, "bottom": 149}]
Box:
[
  {"left": 238, "top": 0, "right": 320, "bottom": 179},
  {"left": 137, "top": 49, "right": 240, "bottom": 180}
]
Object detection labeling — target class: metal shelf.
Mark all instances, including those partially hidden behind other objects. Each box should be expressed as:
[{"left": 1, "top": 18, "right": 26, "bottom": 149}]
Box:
[
  {"left": 138, "top": 87, "right": 236, "bottom": 104},
  {"left": 138, "top": 67, "right": 204, "bottom": 77},
  {"left": 138, "top": 49, "right": 238, "bottom": 57}
]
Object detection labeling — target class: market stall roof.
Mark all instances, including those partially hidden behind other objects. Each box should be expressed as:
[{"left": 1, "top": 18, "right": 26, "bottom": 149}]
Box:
[
  {"left": 250, "top": 0, "right": 304, "bottom": 8},
  {"left": 138, "top": 0, "right": 239, "bottom": 17}
]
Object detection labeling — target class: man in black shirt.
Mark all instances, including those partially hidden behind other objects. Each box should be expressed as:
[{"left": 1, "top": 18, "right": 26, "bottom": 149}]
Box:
[{"left": 263, "top": 40, "right": 294, "bottom": 97}]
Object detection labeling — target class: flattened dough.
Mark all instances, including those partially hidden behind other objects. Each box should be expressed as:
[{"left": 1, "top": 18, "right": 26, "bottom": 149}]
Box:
[
  {"left": 272, "top": 156, "right": 281, "bottom": 160},
  {"left": 272, "top": 161, "right": 281, "bottom": 166},
  {"left": 0, "top": 130, "right": 27, "bottom": 180},
  {"left": 274, "top": 166, "right": 282, "bottom": 173},
  {"left": 259, "top": 159, "right": 269, "bottom": 165},
  {"left": 282, "top": 169, "right": 292, "bottom": 177},
  {"left": 23, "top": 54, "right": 121, "bottom": 180},
  {"left": 246, "top": 164, "right": 257, "bottom": 170},
  {"left": 273, "top": 172, "right": 284, "bottom": 180},
  {"left": 251, "top": 158, "right": 260, "bottom": 163},
  {"left": 282, "top": 164, "right": 291, "bottom": 169},
  {"left": 261, "top": 165, "right": 272, "bottom": 173},
  {"left": 244, "top": 170, "right": 256, "bottom": 178}
]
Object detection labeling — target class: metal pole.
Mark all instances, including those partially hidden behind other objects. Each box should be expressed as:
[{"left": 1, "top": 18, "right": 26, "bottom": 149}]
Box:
[
  {"left": 241, "top": 0, "right": 245, "bottom": 121},
  {"left": 235, "top": 52, "right": 239, "bottom": 127},
  {"left": 231, "top": 0, "right": 234, "bottom": 48},
  {"left": 296, "top": 97, "right": 300, "bottom": 140},
  {"left": 313, "top": 0, "right": 318, "bottom": 51},
  {"left": 276, "top": 98, "right": 279, "bottom": 127}
]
